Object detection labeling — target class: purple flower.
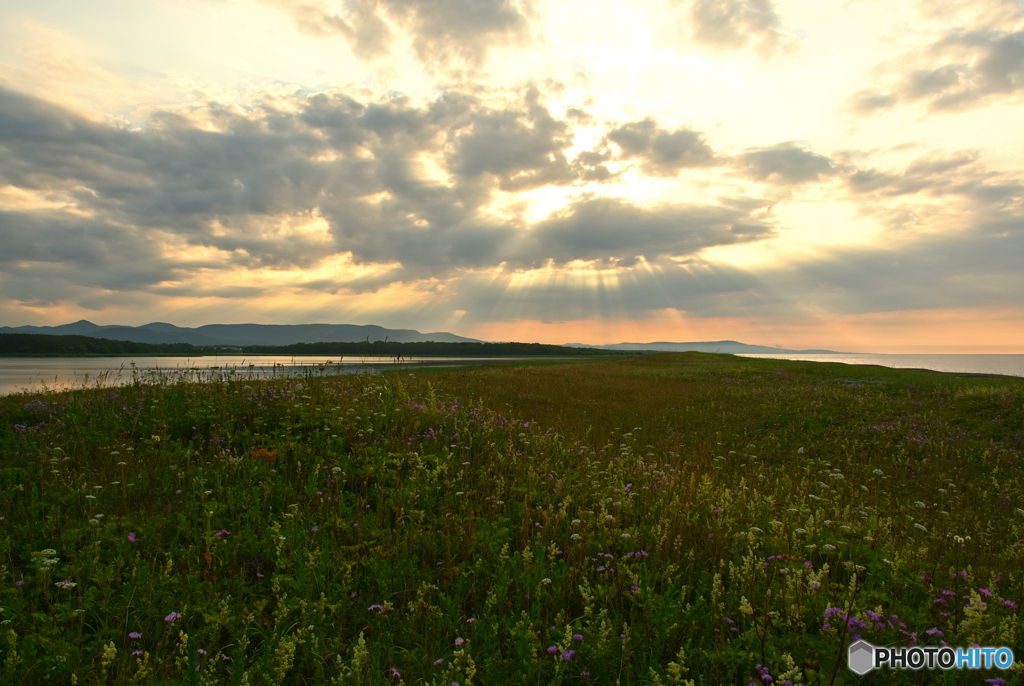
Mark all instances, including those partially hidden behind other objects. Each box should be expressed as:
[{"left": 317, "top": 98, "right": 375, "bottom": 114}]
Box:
[
  {"left": 368, "top": 604, "right": 384, "bottom": 611},
  {"left": 926, "top": 628, "right": 943, "bottom": 637},
  {"left": 984, "top": 679, "right": 1007, "bottom": 686},
  {"left": 214, "top": 529, "right": 231, "bottom": 537},
  {"left": 128, "top": 532, "right": 137, "bottom": 543},
  {"left": 165, "top": 612, "right": 181, "bottom": 623},
  {"left": 129, "top": 632, "right": 142, "bottom": 640},
  {"left": 573, "top": 634, "right": 583, "bottom": 641},
  {"left": 1002, "top": 599, "right": 1018, "bottom": 609},
  {"left": 198, "top": 648, "right": 207, "bottom": 655},
  {"left": 390, "top": 667, "right": 401, "bottom": 678},
  {"left": 548, "top": 645, "right": 558, "bottom": 654},
  {"left": 434, "top": 658, "right": 444, "bottom": 665},
  {"left": 132, "top": 650, "right": 143, "bottom": 656},
  {"left": 466, "top": 618, "right": 476, "bottom": 623},
  {"left": 455, "top": 637, "right": 464, "bottom": 646},
  {"left": 310, "top": 526, "right": 318, "bottom": 533},
  {"left": 562, "top": 649, "right": 575, "bottom": 661},
  {"left": 221, "top": 654, "right": 231, "bottom": 661}
]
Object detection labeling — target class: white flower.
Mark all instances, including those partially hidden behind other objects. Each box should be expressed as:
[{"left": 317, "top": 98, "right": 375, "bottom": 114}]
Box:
[
  {"left": 571, "top": 533, "right": 581, "bottom": 540},
  {"left": 872, "top": 469, "right": 883, "bottom": 476},
  {"left": 822, "top": 544, "right": 836, "bottom": 551},
  {"left": 794, "top": 528, "right": 807, "bottom": 535},
  {"left": 914, "top": 523, "right": 928, "bottom": 533}
]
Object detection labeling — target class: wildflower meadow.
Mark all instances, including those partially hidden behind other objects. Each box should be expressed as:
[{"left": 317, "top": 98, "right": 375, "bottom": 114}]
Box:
[{"left": 0, "top": 352, "right": 1022, "bottom": 685}]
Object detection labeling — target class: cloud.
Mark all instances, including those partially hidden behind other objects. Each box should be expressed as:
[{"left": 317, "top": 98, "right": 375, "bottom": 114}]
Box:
[
  {"left": 448, "top": 88, "right": 575, "bottom": 191},
  {"left": 846, "top": 149, "right": 1024, "bottom": 208},
  {"left": 734, "top": 142, "right": 836, "bottom": 185},
  {"left": 518, "top": 196, "right": 772, "bottom": 268},
  {"left": 606, "top": 118, "right": 719, "bottom": 176},
  {"left": 260, "top": 0, "right": 535, "bottom": 71},
  {"left": 678, "top": 0, "right": 798, "bottom": 58},
  {"left": 0, "top": 85, "right": 774, "bottom": 305},
  {"left": 849, "top": 28, "right": 1024, "bottom": 114}
]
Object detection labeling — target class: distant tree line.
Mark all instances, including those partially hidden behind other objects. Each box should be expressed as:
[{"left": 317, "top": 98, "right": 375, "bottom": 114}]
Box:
[
  {"left": 0, "top": 333, "right": 626, "bottom": 357},
  {"left": 0, "top": 334, "right": 199, "bottom": 355},
  {"left": 239, "top": 340, "right": 624, "bottom": 356}
]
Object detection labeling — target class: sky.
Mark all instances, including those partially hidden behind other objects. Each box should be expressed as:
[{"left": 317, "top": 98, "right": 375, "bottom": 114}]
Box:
[{"left": 1, "top": 0, "right": 1023, "bottom": 352}]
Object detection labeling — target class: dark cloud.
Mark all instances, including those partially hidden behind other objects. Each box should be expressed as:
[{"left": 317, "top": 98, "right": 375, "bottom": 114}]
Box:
[
  {"left": 520, "top": 196, "right": 772, "bottom": 269},
  {"left": 4, "top": 85, "right": 1021, "bottom": 327},
  {"left": 735, "top": 142, "right": 836, "bottom": 185},
  {"left": 770, "top": 214, "right": 1024, "bottom": 315},
  {"left": 680, "top": 0, "right": 797, "bottom": 58},
  {"left": 606, "top": 118, "right": 719, "bottom": 176},
  {"left": 846, "top": 149, "right": 1024, "bottom": 205},
  {"left": 849, "top": 29, "right": 1024, "bottom": 114},
  {"left": 263, "top": 0, "right": 534, "bottom": 70},
  {"left": 448, "top": 89, "right": 575, "bottom": 191},
  {"left": 449, "top": 205, "right": 1024, "bottom": 323},
  {"left": 0, "top": 86, "right": 775, "bottom": 307}
]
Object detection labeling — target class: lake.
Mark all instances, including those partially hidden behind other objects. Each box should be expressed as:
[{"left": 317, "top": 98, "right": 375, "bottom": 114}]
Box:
[
  {"left": 738, "top": 352, "right": 1024, "bottom": 378},
  {"left": 0, "top": 355, "right": 537, "bottom": 396},
  {"left": 3, "top": 352, "right": 1023, "bottom": 396}
]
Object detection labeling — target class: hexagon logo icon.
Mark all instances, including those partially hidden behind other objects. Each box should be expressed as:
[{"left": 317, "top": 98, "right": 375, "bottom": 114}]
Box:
[{"left": 848, "top": 640, "right": 875, "bottom": 675}]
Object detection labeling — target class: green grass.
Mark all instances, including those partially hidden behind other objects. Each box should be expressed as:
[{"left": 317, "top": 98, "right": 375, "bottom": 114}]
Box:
[{"left": 1, "top": 353, "right": 1022, "bottom": 685}]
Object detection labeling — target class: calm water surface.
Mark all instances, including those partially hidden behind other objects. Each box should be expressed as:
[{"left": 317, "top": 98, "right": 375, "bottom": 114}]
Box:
[
  {"left": 738, "top": 353, "right": 1024, "bottom": 378},
  {"left": 0, "top": 355, "right": 533, "bottom": 396},
  {"left": 4, "top": 353, "right": 1023, "bottom": 396}
]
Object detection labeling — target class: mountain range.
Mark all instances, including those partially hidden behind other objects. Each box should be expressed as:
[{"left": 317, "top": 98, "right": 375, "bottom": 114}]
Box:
[
  {"left": 0, "top": 321, "right": 479, "bottom": 346},
  {"left": 0, "top": 321, "right": 844, "bottom": 354}
]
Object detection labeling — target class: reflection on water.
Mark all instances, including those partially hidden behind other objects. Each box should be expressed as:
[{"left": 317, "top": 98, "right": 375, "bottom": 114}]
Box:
[
  {"left": 738, "top": 353, "right": 1024, "bottom": 378},
  {"left": 0, "top": 355, "right": 531, "bottom": 396}
]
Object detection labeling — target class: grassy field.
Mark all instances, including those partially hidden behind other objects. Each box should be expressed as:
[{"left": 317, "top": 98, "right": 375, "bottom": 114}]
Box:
[{"left": 1, "top": 353, "right": 1022, "bottom": 685}]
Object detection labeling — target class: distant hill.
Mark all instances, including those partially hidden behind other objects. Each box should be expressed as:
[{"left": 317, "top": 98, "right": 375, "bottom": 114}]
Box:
[
  {"left": 0, "top": 333, "right": 622, "bottom": 357},
  {"left": 0, "top": 322, "right": 846, "bottom": 355},
  {"left": 0, "top": 321, "right": 480, "bottom": 347},
  {"left": 563, "top": 340, "right": 846, "bottom": 354}
]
